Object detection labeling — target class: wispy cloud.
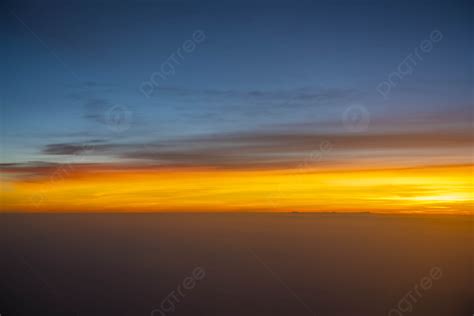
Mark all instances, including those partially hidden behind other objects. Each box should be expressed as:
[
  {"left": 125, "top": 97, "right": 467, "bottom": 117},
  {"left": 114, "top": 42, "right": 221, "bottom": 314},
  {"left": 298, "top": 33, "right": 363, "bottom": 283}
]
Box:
[{"left": 18, "top": 125, "right": 469, "bottom": 172}]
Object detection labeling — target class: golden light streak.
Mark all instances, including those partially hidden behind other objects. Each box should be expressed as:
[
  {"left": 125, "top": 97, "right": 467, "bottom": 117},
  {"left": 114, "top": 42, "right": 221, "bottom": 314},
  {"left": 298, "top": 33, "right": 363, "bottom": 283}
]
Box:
[{"left": 1, "top": 164, "right": 472, "bottom": 213}]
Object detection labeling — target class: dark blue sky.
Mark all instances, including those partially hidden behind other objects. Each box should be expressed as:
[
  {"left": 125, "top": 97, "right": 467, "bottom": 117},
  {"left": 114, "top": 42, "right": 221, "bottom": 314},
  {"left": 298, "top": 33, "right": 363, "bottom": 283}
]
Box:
[{"left": 1, "top": 0, "right": 472, "bottom": 168}]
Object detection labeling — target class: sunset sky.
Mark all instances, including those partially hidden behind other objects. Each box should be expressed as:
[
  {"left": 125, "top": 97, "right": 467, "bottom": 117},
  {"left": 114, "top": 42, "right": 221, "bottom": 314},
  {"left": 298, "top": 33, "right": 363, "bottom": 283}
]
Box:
[{"left": 1, "top": 0, "right": 472, "bottom": 213}]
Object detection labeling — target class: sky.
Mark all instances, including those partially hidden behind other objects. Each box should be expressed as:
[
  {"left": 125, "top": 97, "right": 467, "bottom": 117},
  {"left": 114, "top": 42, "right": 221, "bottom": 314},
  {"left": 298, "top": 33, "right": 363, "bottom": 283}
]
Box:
[{"left": 1, "top": 0, "right": 472, "bottom": 213}]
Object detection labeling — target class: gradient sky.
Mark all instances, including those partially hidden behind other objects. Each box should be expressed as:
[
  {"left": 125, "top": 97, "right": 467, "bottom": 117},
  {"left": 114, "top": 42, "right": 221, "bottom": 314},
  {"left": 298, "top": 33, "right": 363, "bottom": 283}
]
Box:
[{"left": 1, "top": 0, "right": 472, "bottom": 212}]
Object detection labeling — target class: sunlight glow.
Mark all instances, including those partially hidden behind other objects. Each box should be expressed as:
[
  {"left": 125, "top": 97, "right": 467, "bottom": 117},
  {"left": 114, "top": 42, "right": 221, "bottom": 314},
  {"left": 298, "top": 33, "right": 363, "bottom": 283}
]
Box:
[{"left": 2, "top": 164, "right": 472, "bottom": 214}]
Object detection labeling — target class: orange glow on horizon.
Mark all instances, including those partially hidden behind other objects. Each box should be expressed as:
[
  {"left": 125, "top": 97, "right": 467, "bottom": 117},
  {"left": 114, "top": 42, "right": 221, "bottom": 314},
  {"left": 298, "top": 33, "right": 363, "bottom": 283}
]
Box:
[{"left": 1, "top": 164, "right": 472, "bottom": 214}]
